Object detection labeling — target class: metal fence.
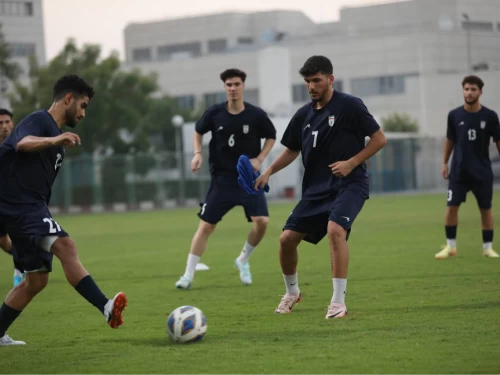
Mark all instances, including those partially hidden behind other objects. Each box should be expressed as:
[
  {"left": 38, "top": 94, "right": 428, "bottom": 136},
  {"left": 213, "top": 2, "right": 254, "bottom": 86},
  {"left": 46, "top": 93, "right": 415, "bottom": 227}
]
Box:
[{"left": 49, "top": 136, "right": 483, "bottom": 212}]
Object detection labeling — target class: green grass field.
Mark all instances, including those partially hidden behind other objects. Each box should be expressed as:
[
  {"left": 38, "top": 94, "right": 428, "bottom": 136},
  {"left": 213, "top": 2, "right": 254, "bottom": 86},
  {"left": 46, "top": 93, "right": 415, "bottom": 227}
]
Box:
[{"left": 1, "top": 191, "right": 499, "bottom": 374}]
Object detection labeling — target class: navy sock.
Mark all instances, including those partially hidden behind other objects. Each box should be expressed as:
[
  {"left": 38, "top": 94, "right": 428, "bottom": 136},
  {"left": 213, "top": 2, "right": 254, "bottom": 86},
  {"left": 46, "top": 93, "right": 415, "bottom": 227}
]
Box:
[
  {"left": 75, "top": 275, "right": 108, "bottom": 314},
  {"left": 445, "top": 225, "right": 457, "bottom": 240},
  {"left": 483, "top": 230, "right": 493, "bottom": 244},
  {"left": 0, "top": 303, "right": 22, "bottom": 338}
]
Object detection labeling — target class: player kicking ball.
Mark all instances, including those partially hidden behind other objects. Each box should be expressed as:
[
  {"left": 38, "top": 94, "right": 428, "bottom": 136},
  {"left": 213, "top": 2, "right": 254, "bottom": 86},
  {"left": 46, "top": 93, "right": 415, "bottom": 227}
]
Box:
[
  {"left": 436, "top": 75, "right": 500, "bottom": 259},
  {"left": 0, "top": 75, "right": 127, "bottom": 346},
  {"left": 255, "top": 56, "right": 386, "bottom": 318}
]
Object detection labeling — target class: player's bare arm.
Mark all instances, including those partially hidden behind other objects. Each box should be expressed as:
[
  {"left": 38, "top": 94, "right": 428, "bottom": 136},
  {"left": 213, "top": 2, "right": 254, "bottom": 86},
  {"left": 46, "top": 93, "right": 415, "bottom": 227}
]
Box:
[
  {"left": 441, "top": 138, "right": 455, "bottom": 179},
  {"left": 254, "top": 147, "right": 300, "bottom": 190},
  {"left": 16, "top": 132, "right": 81, "bottom": 152},
  {"left": 191, "top": 132, "right": 203, "bottom": 172},
  {"left": 496, "top": 139, "right": 500, "bottom": 155},
  {"left": 250, "top": 138, "right": 275, "bottom": 171},
  {"left": 330, "top": 128, "right": 387, "bottom": 178}
]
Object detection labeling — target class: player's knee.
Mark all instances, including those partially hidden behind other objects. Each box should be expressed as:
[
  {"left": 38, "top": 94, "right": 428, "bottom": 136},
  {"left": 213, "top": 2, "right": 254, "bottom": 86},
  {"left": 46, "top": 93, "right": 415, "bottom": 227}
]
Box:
[
  {"left": 280, "top": 230, "right": 300, "bottom": 250},
  {"left": 327, "top": 222, "right": 346, "bottom": 244},
  {"left": 0, "top": 235, "right": 12, "bottom": 253},
  {"left": 25, "top": 272, "right": 49, "bottom": 294},
  {"left": 252, "top": 216, "right": 269, "bottom": 229},
  {"left": 197, "top": 221, "right": 216, "bottom": 236},
  {"left": 51, "top": 237, "right": 79, "bottom": 263}
]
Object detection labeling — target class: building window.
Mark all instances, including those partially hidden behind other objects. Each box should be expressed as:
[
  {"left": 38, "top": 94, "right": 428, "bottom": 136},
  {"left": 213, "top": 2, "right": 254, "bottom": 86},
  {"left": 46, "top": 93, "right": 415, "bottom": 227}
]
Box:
[
  {"left": 334, "top": 80, "right": 343, "bottom": 92},
  {"left": 292, "top": 84, "right": 308, "bottom": 103},
  {"left": 207, "top": 39, "right": 227, "bottom": 54},
  {"left": 174, "top": 95, "right": 195, "bottom": 111},
  {"left": 204, "top": 92, "right": 226, "bottom": 107},
  {"left": 351, "top": 74, "right": 414, "bottom": 97},
  {"left": 8, "top": 43, "right": 35, "bottom": 57},
  {"left": 157, "top": 42, "right": 201, "bottom": 60},
  {"left": 238, "top": 37, "right": 253, "bottom": 45},
  {"left": 132, "top": 47, "right": 151, "bottom": 62},
  {"left": 292, "top": 80, "right": 343, "bottom": 103},
  {"left": 0, "top": 1, "right": 33, "bottom": 16},
  {"left": 462, "top": 21, "right": 494, "bottom": 31},
  {"left": 244, "top": 89, "right": 259, "bottom": 106}
]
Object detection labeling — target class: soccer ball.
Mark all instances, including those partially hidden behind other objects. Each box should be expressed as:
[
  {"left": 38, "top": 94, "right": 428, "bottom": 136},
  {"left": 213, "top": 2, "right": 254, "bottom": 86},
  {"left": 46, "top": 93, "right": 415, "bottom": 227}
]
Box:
[{"left": 166, "top": 306, "right": 207, "bottom": 343}]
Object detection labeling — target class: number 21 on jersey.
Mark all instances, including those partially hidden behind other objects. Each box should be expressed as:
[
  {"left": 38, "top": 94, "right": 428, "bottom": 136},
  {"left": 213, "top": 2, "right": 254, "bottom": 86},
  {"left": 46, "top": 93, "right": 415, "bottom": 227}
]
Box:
[{"left": 55, "top": 153, "right": 63, "bottom": 170}]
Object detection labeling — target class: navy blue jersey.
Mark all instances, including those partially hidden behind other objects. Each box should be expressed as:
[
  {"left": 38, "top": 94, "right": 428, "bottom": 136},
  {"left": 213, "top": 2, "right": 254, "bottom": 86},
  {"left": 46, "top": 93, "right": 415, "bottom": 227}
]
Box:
[
  {"left": 0, "top": 110, "right": 64, "bottom": 206},
  {"left": 281, "top": 91, "right": 380, "bottom": 200},
  {"left": 447, "top": 105, "right": 500, "bottom": 182},
  {"left": 195, "top": 102, "right": 276, "bottom": 176}
]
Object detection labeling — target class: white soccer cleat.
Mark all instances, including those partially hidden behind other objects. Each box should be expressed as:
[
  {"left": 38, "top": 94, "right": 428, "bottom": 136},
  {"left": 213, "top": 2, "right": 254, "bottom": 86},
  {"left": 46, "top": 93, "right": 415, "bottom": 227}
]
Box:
[
  {"left": 325, "top": 302, "right": 348, "bottom": 319},
  {"left": 483, "top": 248, "right": 499, "bottom": 258},
  {"left": 275, "top": 293, "right": 302, "bottom": 314},
  {"left": 234, "top": 258, "right": 252, "bottom": 285},
  {"left": 435, "top": 245, "right": 457, "bottom": 259},
  {"left": 104, "top": 292, "right": 127, "bottom": 329},
  {"left": 0, "top": 334, "right": 26, "bottom": 346},
  {"left": 175, "top": 275, "right": 192, "bottom": 289}
]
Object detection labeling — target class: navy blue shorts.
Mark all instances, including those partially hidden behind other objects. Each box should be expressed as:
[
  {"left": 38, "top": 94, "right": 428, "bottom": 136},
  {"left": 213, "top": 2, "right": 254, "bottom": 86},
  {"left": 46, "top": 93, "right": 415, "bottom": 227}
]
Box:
[
  {"left": 0, "top": 205, "right": 69, "bottom": 272},
  {"left": 447, "top": 178, "right": 492, "bottom": 209},
  {"left": 0, "top": 223, "right": 6, "bottom": 238},
  {"left": 198, "top": 174, "right": 269, "bottom": 225},
  {"left": 283, "top": 186, "right": 368, "bottom": 245}
]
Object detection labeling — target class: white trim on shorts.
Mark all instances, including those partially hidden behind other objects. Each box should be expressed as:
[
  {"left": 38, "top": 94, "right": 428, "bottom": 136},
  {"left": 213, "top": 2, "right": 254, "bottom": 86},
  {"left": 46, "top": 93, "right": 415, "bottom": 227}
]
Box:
[{"left": 24, "top": 236, "right": 59, "bottom": 273}]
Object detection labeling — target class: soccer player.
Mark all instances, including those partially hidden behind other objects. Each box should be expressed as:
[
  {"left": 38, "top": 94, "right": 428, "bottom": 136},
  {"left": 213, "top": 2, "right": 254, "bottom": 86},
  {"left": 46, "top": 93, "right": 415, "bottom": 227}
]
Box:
[
  {"left": 0, "top": 75, "right": 127, "bottom": 347},
  {"left": 175, "top": 68, "right": 277, "bottom": 289},
  {"left": 0, "top": 108, "right": 25, "bottom": 286},
  {"left": 255, "top": 56, "right": 387, "bottom": 318},
  {"left": 436, "top": 75, "right": 500, "bottom": 259}
]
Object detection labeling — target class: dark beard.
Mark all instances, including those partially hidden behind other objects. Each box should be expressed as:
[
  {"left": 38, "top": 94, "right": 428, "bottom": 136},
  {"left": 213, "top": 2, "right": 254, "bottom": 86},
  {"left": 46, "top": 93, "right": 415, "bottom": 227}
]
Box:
[
  {"left": 465, "top": 98, "right": 478, "bottom": 105},
  {"left": 65, "top": 109, "right": 78, "bottom": 128}
]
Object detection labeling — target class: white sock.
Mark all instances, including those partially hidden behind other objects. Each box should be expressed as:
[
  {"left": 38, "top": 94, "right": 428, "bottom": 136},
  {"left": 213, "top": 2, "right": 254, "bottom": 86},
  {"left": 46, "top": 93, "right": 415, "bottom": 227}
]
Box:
[
  {"left": 13, "top": 269, "right": 23, "bottom": 277},
  {"left": 284, "top": 274, "right": 300, "bottom": 296},
  {"left": 238, "top": 241, "right": 255, "bottom": 262},
  {"left": 332, "top": 278, "right": 347, "bottom": 304},
  {"left": 446, "top": 239, "right": 456, "bottom": 248},
  {"left": 483, "top": 242, "right": 492, "bottom": 250},
  {"left": 183, "top": 254, "right": 200, "bottom": 279}
]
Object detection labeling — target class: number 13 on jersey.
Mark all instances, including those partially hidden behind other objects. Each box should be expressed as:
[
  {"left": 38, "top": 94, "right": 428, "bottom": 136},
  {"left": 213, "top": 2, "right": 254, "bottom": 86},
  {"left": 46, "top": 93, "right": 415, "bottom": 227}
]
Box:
[{"left": 468, "top": 129, "right": 476, "bottom": 141}]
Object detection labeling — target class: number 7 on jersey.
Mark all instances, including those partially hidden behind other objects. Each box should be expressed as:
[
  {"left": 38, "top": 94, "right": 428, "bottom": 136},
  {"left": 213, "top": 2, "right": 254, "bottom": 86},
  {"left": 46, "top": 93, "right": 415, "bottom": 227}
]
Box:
[{"left": 312, "top": 131, "right": 319, "bottom": 148}]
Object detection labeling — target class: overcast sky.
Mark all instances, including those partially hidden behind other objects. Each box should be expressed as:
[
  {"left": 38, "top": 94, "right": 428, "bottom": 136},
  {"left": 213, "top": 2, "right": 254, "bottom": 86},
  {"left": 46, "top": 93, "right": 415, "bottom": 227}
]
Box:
[{"left": 42, "top": 0, "right": 400, "bottom": 60}]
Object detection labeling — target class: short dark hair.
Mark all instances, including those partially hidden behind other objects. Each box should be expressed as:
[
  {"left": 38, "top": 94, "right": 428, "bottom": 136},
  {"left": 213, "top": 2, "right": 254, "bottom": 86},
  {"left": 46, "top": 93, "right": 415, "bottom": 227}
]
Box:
[
  {"left": 299, "top": 55, "right": 333, "bottom": 77},
  {"left": 462, "top": 75, "right": 484, "bottom": 90},
  {"left": 53, "top": 74, "right": 95, "bottom": 101},
  {"left": 0, "top": 108, "right": 13, "bottom": 118},
  {"left": 220, "top": 68, "right": 247, "bottom": 83}
]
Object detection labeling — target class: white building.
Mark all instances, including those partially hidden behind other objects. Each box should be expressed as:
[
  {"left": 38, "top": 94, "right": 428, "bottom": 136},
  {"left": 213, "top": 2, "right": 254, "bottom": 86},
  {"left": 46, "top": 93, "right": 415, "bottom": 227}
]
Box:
[
  {"left": 0, "top": 0, "right": 46, "bottom": 108},
  {"left": 123, "top": 0, "right": 500, "bottom": 138}
]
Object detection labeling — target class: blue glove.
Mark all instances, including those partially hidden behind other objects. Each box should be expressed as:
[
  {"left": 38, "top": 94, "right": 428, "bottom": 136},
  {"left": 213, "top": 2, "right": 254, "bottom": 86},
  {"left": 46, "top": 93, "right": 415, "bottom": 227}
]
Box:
[{"left": 237, "top": 155, "right": 270, "bottom": 195}]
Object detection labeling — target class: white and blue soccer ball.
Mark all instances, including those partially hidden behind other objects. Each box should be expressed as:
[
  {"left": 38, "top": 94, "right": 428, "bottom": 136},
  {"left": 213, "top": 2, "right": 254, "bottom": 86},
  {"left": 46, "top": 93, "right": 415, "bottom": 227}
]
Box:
[{"left": 166, "top": 306, "right": 207, "bottom": 343}]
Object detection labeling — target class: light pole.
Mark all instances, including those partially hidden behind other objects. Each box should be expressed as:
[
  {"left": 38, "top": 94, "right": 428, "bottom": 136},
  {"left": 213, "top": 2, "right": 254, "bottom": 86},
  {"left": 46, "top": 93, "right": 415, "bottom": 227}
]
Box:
[
  {"left": 172, "top": 114, "right": 185, "bottom": 207},
  {"left": 462, "top": 13, "right": 472, "bottom": 73}
]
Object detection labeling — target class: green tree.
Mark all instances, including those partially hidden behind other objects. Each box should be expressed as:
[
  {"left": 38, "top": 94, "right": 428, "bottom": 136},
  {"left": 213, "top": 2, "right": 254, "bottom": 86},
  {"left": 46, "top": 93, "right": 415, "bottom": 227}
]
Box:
[
  {"left": 381, "top": 112, "right": 419, "bottom": 133},
  {"left": 0, "top": 23, "right": 22, "bottom": 81},
  {"left": 8, "top": 39, "right": 170, "bottom": 155}
]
